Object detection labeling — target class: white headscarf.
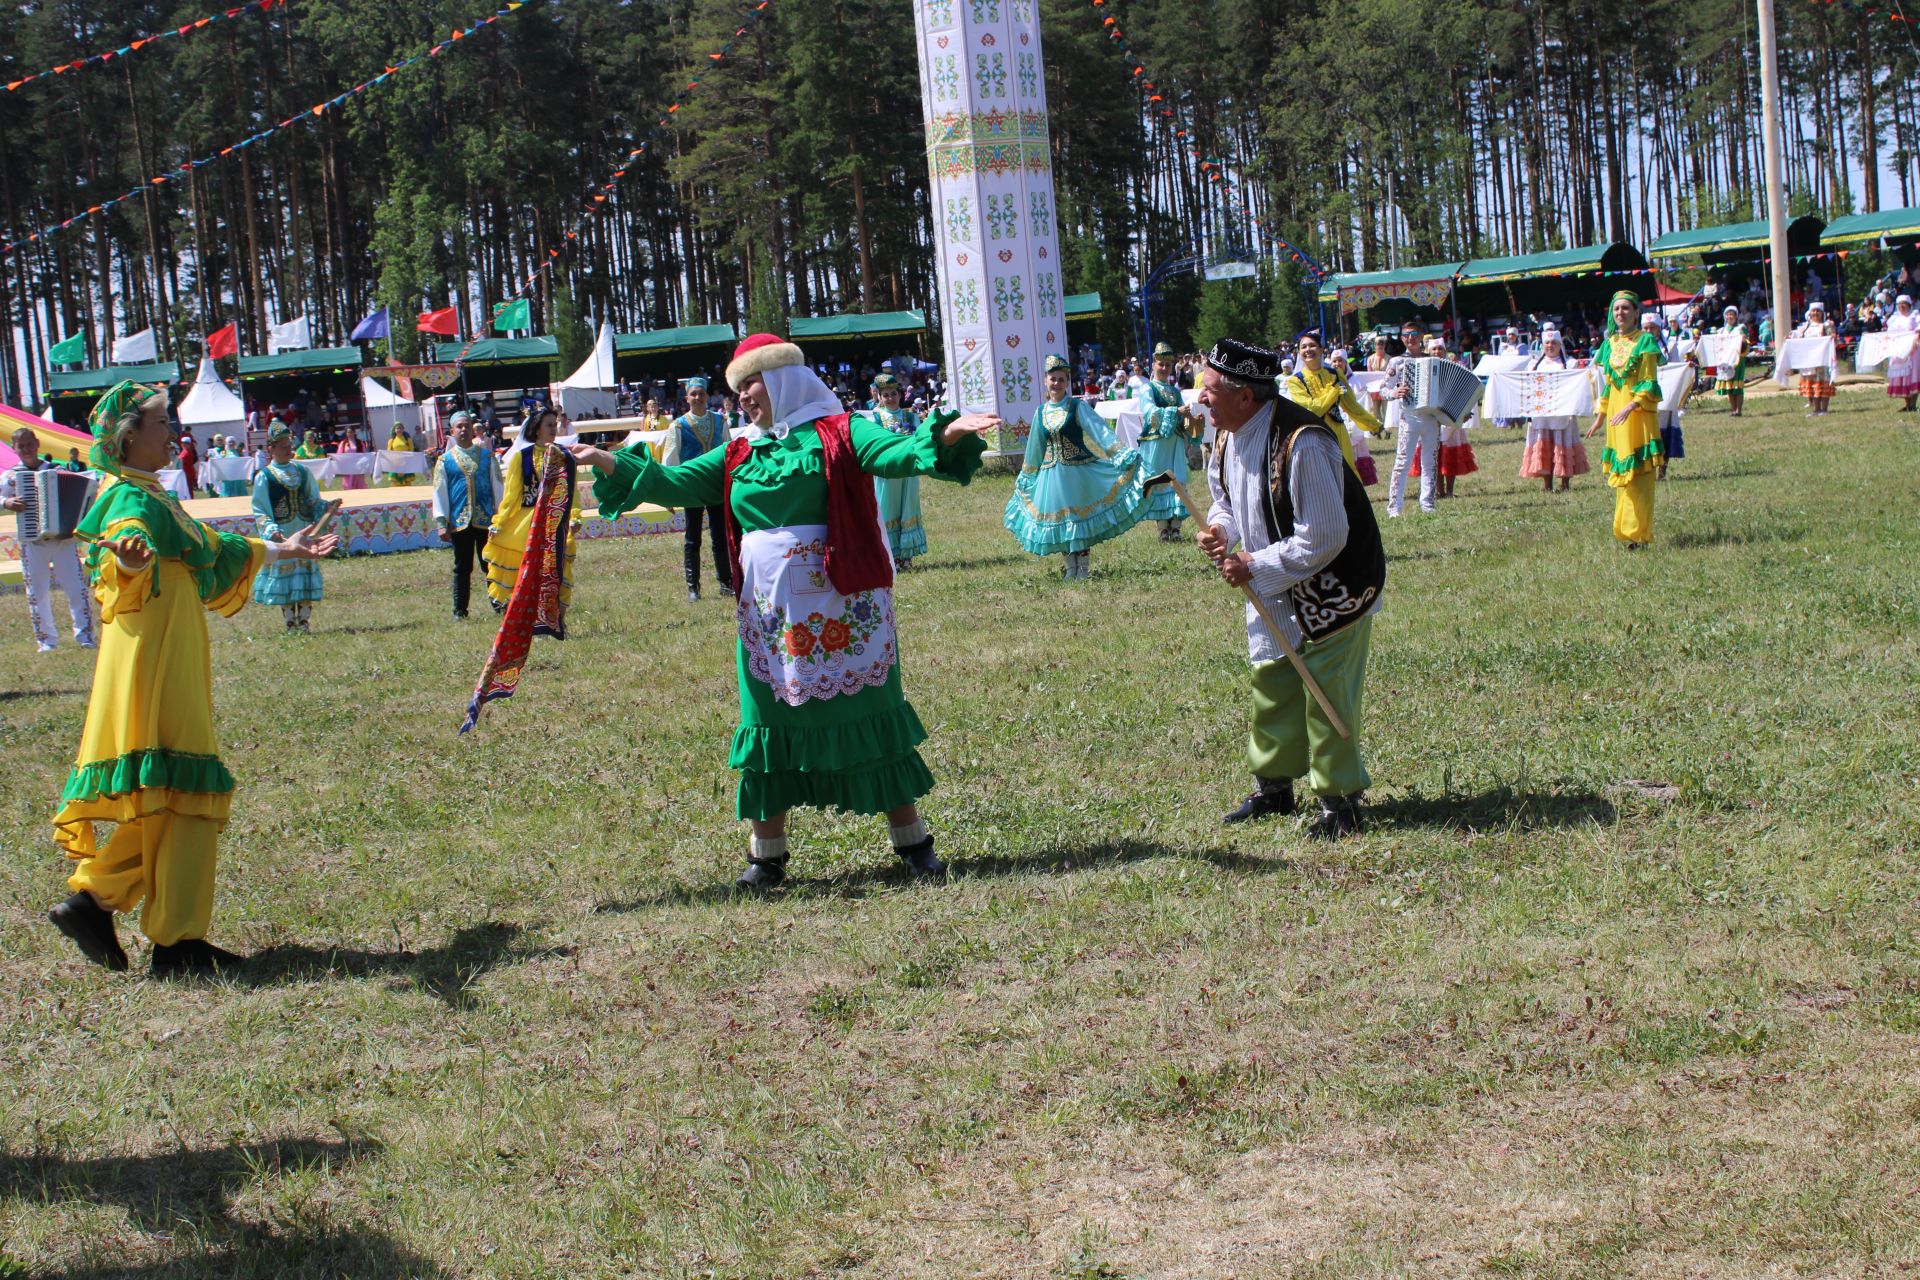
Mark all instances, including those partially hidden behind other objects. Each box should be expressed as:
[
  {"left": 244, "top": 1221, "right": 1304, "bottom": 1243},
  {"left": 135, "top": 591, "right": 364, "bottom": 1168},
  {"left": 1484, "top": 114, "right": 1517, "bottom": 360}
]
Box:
[{"left": 753, "top": 363, "right": 844, "bottom": 439}]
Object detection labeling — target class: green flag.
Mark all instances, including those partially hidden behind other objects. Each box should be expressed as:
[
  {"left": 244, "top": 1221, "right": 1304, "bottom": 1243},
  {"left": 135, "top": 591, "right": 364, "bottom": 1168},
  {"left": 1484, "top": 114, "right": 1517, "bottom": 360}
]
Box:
[
  {"left": 48, "top": 332, "right": 84, "bottom": 365},
  {"left": 491, "top": 299, "right": 530, "bottom": 333}
]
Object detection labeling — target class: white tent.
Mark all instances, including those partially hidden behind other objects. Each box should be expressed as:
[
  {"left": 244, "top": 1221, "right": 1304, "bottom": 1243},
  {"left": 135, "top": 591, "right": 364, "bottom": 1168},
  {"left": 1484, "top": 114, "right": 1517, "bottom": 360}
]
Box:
[
  {"left": 554, "top": 321, "right": 619, "bottom": 418},
  {"left": 176, "top": 358, "right": 247, "bottom": 451},
  {"left": 361, "top": 375, "right": 421, "bottom": 440}
]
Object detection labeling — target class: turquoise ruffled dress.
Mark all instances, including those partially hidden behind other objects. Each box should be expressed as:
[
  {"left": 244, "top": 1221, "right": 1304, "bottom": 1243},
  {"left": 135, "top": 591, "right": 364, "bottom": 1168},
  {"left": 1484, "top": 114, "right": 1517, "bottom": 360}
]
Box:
[
  {"left": 1003, "top": 397, "right": 1145, "bottom": 554},
  {"left": 1131, "top": 379, "right": 1193, "bottom": 522},
  {"left": 250, "top": 461, "right": 325, "bottom": 605},
  {"left": 870, "top": 407, "right": 928, "bottom": 562},
  {"left": 593, "top": 410, "right": 984, "bottom": 820}
]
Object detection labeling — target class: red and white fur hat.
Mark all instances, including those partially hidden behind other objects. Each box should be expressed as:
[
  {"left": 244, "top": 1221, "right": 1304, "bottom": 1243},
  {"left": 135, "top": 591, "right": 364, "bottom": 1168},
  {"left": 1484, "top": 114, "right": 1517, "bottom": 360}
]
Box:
[{"left": 726, "top": 333, "right": 804, "bottom": 389}]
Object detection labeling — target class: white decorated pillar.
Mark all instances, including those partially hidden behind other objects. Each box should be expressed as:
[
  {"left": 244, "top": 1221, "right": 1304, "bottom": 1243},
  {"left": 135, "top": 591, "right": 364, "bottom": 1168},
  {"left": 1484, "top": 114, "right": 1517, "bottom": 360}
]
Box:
[{"left": 914, "top": 0, "right": 1065, "bottom": 454}]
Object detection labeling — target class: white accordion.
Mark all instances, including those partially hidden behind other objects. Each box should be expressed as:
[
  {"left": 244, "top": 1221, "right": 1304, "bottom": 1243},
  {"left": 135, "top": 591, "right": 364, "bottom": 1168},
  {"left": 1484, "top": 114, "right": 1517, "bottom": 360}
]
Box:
[
  {"left": 1404, "top": 357, "right": 1484, "bottom": 428},
  {"left": 15, "top": 467, "right": 97, "bottom": 543}
]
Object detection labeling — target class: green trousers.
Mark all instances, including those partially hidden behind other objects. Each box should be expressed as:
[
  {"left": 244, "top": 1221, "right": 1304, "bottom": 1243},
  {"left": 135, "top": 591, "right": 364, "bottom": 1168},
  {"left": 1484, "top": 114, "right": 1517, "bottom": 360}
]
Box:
[{"left": 1249, "top": 614, "right": 1372, "bottom": 799}]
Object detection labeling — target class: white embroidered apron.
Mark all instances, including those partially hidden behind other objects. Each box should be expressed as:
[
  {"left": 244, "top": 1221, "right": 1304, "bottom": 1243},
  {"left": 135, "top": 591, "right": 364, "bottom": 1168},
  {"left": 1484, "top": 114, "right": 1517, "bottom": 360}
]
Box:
[{"left": 736, "top": 524, "right": 897, "bottom": 706}]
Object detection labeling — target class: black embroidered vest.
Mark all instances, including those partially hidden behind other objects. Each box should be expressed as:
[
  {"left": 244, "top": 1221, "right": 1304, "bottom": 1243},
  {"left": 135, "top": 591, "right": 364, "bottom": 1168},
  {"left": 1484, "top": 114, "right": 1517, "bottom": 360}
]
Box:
[{"left": 1262, "top": 418, "right": 1385, "bottom": 642}]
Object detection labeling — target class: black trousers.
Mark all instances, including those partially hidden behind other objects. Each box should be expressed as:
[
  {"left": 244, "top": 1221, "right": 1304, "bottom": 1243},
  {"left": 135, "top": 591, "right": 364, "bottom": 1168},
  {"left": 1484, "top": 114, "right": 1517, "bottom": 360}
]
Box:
[
  {"left": 684, "top": 505, "right": 732, "bottom": 593},
  {"left": 450, "top": 526, "right": 487, "bottom": 616}
]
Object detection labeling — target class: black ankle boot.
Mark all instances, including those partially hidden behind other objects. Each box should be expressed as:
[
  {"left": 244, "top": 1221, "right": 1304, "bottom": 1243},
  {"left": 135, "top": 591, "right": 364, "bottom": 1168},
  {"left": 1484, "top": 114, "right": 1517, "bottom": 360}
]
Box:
[
  {"left": 894, "top": 835, "right": 945, "bottom": 878},
  {"left": 48, "top": 892, "right": 128, "bottom": 972},
  {"left": 735, "top": 856, "right": 787, "bottom": 890},
  {"left": 1224, "top": 778, "right": 1295, "bottom": 825},
  {"left": 149, "top": 938, "right": 245, "bottom": 980},
  {"left": 1306, "top": 793, "right": 1364, "bottom": 840}
]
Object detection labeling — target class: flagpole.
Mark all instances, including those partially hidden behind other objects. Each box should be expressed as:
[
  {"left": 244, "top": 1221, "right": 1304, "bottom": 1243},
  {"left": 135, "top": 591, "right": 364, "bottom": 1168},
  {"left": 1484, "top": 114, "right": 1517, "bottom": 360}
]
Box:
[{"left": 1757, "top": 0, "right": 1793, "bottom": 344}]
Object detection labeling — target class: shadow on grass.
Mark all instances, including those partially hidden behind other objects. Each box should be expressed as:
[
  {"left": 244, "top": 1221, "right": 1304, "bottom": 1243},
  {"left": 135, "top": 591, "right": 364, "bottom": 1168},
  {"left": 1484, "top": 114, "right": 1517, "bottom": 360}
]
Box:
[
  {"left": 1366, "top": 785, "right": 1616, "bottom": 832},
  {"left": 0, "top": 687, "right": 87, "bottom": 702},
  {"left": 1662, "top": 465, "right": 1777, "bottom": 484},
  {"left": 1663, "top": 522, "right": 1807, "bottom": 550},
  {"left": 913, "top": 552, "right": 1038, "bottom": 573},
  {"left": 596, "top": 837, "right": 1283, "bottom": 911},
  {"left": 231, "top": 921, "right": 566, "bottom": 1009},
  {"left": 0, "top": 1136, "right": 385, "bottom": 1241},
  {"left": 325, "top": 621, "right": 418, "bottom": 637},
  {"left": 28, "top": 1225, "right": 452, "bottom": 1280}
]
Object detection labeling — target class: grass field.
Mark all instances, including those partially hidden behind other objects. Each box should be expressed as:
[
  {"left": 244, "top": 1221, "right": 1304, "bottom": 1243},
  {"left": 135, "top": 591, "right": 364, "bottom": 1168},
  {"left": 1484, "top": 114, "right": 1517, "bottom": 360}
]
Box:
[{"left": 2, "top": 387, "right": 1918, "bottom": 1279}]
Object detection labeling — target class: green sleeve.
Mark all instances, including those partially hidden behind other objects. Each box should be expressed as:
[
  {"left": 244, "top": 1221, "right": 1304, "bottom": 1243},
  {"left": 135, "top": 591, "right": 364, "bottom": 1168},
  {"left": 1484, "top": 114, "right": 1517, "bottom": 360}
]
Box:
[
  {"left": 1019, "top": 409, "right": 1047, "bottom": 474},
  {"left": 592, "top": 442, "right": 726, "bottom": 518},
  {"left": 1077, "top": 401, "right": 1121, "bottom": 454},
  {"left": 850, "top": 409, "right": 985, "bottom": 484},
  {"left": 193, "top": 529, "right": 261, "bottom": 603}
]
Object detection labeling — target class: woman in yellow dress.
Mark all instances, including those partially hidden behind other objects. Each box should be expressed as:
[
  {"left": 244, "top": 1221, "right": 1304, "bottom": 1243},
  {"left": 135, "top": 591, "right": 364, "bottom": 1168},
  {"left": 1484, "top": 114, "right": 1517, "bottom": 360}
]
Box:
[
  {"left": 294, "top": 429, "right": 326, "bottom": 460},
  {"left": 1586, "top": 290, "right": 1665, "bottom": 548},
  {"left": 1281, "top": 332, "right": 1382, "bottom": 481},
  {"left": 47, "top": 381, "right": 337, "bottom": 978},
  {"left": 484, "top": 405, "right": 580, "bottom": 609}
]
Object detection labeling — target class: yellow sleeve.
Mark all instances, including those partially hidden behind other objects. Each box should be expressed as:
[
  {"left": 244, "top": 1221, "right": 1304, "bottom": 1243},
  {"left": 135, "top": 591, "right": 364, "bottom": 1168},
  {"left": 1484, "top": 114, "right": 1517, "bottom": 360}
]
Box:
[
  {"left": 492, "top": 457, "right": 523, "bottom": 533},
  {"left": 1339, "top": 386, "right": 1384, "bottom": 435},
  {"left": 88, "top": 516, "right": 156, "bottom": 623}
]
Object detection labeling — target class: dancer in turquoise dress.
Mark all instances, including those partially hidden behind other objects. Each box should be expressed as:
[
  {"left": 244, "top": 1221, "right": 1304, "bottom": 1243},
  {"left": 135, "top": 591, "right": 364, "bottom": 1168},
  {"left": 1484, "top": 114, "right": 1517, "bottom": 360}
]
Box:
[
  {"left": 574, "top": 334, "right": 1000, "bottom": 890},
  {"left": 1133, "top": 341, "right": 1201, "bottom": 542},
  {"left": 1004, "top": 354, "right": 1145, "bottom": 581},
  {"left": 868, "top": 373, "right": 926, "bottom": 569},
  {"left": 250, "top": 423, "right": 327, "bottom": 632}
]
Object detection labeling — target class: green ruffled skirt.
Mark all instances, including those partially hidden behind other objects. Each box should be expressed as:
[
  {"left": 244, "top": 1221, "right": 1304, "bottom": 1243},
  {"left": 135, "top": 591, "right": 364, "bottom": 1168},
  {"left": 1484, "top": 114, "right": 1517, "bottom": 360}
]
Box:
[{"left": 728, "top": 642, "right": 934, "bottom": 820}]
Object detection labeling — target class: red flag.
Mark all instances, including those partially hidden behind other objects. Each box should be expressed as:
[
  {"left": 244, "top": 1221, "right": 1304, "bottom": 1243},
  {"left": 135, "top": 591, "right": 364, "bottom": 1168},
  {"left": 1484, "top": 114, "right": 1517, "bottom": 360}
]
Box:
[
  {"left": 416, "top": 306, "right": 459, "bottom": 336},
  {"left": 206, "top": 321, "right": 238, "bottom": 360}
]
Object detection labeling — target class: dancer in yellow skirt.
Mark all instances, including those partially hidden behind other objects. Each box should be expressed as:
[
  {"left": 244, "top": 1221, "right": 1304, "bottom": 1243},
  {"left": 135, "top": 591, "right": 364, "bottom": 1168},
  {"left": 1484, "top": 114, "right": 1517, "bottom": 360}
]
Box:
[
  {"left": 47, "top": 381, "right": 337, "bottom": 978},
  {"left": 1586, "top": 290, "right": 1664, "bottom": 548},
  {"left": 485, "top": 406, "right": 580, "bottom": 610}
]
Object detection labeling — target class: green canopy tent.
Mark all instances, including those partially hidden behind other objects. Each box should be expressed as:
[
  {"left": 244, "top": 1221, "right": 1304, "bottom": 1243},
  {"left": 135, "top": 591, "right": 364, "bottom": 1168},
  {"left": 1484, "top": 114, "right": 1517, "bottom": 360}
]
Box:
[
  {"left": 1822, "top": 207, "right": 1920, "bottom": 272},
  {"left": 1649, "top": 216, "right": 1826, "bottom": 270},
  {"left": 1453, "top": 242, "right": 1654, "bottom": 317},
  {"left": 788, "top": 310, "right": 929, "bottom": 368},
  {"left": 44, "top": 360, "right": 185, "bottom": 428},
  {"left": 613, "top": 323, "right": 736, "bottom": 383},
  {"left": 430, "top": 336, "right": 559, "bottom": 395},
  {"left": 235, "top": 346, "right": 364, "bottom": 412},
  {"left": 1065, "top": 292, "right": 1102, "bottom": 347}
]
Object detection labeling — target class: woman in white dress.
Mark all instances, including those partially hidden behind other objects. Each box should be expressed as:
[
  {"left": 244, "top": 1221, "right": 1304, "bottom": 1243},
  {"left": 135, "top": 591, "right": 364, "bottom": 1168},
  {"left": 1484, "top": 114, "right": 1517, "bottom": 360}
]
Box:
[
  {"left": 1517, "top": 328, "right": 1590, "bottom": 493},
  {"left": 1885, "top": 294, "right": 1920, "bottom": 413}
]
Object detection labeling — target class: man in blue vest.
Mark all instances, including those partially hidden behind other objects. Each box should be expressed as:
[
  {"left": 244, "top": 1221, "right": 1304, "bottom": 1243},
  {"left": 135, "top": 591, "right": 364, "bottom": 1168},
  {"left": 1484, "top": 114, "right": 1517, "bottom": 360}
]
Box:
[
  {"left": 432, "top": 410, "right": 504, "bottom": 619},
  {"left": 666, "top": 376, "right": 732, "bottom": 602}
]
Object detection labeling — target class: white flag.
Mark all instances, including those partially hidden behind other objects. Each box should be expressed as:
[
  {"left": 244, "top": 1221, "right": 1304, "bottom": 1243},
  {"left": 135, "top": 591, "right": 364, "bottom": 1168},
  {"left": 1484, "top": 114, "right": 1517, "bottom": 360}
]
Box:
[
  {"left": 113, "top": 328, "right": 158, "bottom": 363},
  {"left": 268, "top": 316, "right": 311, "bottom": 352}
]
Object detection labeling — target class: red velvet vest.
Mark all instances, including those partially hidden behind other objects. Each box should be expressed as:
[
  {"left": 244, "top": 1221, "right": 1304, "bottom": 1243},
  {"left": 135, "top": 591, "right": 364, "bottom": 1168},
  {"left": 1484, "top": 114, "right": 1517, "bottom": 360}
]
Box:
[{"left": 720, "top": 413, "right": 894, "bottom": 596}]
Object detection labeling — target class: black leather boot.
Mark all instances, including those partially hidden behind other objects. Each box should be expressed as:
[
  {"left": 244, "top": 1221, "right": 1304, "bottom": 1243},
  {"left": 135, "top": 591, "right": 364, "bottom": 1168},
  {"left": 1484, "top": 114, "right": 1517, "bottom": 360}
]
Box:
[
  {"left": 735, "top": 856, "right": 787, "bottom": 890},
  {"left": 48, "top": 892, "right": 128, "bottom": 971},
  {"left": 1223, "top": 778, "right": 1295, "bottom": 825},
  {"left": 894, "top": 835, "right": 946, "bottom": 878},
  {"left": 1306, "top": 793, "right": 1364, "bottom": 840},
  {"left": 149, "top": 938, "right": 245, "bottom": 980}
]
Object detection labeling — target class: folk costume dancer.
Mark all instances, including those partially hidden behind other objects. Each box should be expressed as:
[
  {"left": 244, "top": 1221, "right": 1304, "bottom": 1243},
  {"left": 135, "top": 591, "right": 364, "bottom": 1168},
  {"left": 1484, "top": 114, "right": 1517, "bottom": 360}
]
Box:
[
  {"left": 1518, "top": 329, "right": 1589, "bottom": 493},
  {"left": 335, "top": 431, "right": 369, "bottom": 491},
  {"left": 432, "top": 411, "right": 504, "bottom": 619},
  {"left": 47, "top": 380, "right": 336, "bottom": 978},
  {"left": 868, "top": 373, "right": 928, "bottom": 569},
  {"left": 1713, "top": 307, "right": 1753, "bottom": 417},
  {"left": 1133, "top": 342, "right": 1201, "bottom": 541},
  {"left": 1796, "top": 302, "right": 1837, "bottom": 416},
  {"left": 1326, "top": 350, "right": 1379, "bottom": 485},
  {"left": 1383, "top": 322, "right": 1441, "bottom": 516},
  {"left": 1004, "top": 354, "right": 1147, "bottom": 581},
  {"left": 1586, "top": 290, "right": 1665, "bottom": 549},
  {"left": 294, "top": 430, "right": 326, "bottom": 461},
  {"left": 3, "top": 427, "right": 97, "bottom": 651},
  {"left": 250, "top": 423, "right": 328, "bottom": 632},
  {"left": 1282, "top": 333, "right": 1383, "bottom": 485},
  {"left": 1406, "top": 337, "right": 1477, "bottom": 497},
  {"left": 574, "top": 333, "right": 999, "bottom": 890},
  {"left": 663, "top": 378, "right": 732, "bottom": 601},
  {"left": 1198, "top": 339, "right": 1386, "bottom": 838},
  {"left": 210, "top": 436, "right": 250, "bottom": 498},
  {"left": 1886, "top": 295, "right": 1920, "bottom": 413},
  {"left": 175, "top": 431, "right": 200, "bottom": 498},
  {"left": 486, "top": 407, "right": 580, "bottom": 612}
]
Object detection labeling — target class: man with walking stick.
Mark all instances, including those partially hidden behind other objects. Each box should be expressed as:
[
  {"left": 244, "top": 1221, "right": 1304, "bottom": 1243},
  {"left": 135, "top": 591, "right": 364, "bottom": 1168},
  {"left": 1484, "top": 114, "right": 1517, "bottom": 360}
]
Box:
[{"left": 1191, "top": 338, "right": 1386, "bottom": 838}]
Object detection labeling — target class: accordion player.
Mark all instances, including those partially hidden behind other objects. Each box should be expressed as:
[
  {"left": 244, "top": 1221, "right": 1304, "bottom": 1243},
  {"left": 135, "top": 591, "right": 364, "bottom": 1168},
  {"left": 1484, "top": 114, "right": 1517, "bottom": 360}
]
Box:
[{"left": 1, "top": 452, "right": 98, "bottom": 650}]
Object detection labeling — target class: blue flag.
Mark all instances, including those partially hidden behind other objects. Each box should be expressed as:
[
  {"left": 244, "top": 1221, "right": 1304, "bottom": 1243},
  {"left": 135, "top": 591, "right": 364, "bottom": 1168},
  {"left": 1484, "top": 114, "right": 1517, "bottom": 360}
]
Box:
[{"left": 350, "top": 307, "right": 390, "bottom": 341}]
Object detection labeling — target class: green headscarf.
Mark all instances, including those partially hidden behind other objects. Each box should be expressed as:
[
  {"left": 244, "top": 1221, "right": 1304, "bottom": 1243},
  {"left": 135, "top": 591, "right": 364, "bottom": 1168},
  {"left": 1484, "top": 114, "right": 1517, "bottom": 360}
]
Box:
[
  {"left": 86, "top": 379, "right": 165, "bottom": 477},
  {"left": 1598, "top": 290, "right": 1662, "bottom": 394}
]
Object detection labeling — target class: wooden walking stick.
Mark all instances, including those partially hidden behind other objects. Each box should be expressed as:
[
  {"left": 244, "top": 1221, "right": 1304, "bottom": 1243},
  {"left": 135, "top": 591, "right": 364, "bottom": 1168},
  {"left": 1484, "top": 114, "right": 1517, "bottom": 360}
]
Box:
[{"left": 1146, "top": 470, "right": 1350, "bottom": 740}]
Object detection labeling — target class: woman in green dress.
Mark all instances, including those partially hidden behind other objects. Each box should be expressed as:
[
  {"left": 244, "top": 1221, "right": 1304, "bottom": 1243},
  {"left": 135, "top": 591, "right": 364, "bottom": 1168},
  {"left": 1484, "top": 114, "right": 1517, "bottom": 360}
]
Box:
[{"left": 571, "top": 334, "right": 999, "bottom": 889}]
